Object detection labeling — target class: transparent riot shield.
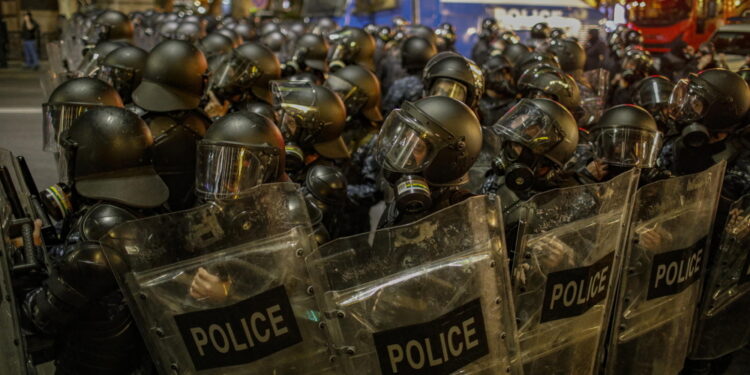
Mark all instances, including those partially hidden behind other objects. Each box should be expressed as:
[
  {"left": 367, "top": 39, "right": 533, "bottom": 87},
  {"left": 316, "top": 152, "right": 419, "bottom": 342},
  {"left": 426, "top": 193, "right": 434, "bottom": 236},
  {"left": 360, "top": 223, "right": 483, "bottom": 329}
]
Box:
[
  {"left": 40, "top": 41, "right": 69, "bottom": 98},
  {"left": 511, "top": 169, "right": 639, "bottom": 375},
  {"left": 102, "top": 182, "right": 336, "bottom": 375},
  {"left": 689, "top": 193, "right": 750, "bottom": 360},
  {"left": 605, "top": 162, "right": 726, "bottom": 375},
  {"left": 307, "top": 195, "right": 522, "bottom": 375}
]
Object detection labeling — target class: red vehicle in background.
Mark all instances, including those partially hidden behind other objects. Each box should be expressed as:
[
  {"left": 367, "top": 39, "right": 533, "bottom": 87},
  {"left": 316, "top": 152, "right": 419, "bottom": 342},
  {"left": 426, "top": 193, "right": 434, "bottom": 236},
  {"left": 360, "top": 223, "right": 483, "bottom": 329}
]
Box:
[{"left": 628, "top": 0, "right": 748, "bottom": 53}]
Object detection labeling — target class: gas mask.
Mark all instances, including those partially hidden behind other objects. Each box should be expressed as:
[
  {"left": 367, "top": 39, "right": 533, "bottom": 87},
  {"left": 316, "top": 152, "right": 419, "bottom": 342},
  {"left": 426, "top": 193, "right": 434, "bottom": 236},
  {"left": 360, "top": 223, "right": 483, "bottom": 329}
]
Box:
[
  {"left": 40, "top": 183, "right": 74, "bottom": 221},
  {"left": 374, "top": 103, "right": 455, "bottom": 213},
  {"left": 489, "top": 99, "right": 566, "bottom": 192}
]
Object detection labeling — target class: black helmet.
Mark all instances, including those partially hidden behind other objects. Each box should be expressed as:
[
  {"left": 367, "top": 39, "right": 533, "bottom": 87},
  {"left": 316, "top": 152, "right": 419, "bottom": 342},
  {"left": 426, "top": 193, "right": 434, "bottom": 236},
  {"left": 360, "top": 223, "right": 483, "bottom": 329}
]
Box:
[
  {"left": 423, "top": 52, "right": 485, "bottom": 109},
  {"left": 406, "top": 24, "right": 437, "bottom": 45},
  {"left": 232, "top": 22, "right": 256, "bottom": 42},
  {"left": 400, "top": 36, "right": 437, "bottom": 71},
  {"left": 305, "top": 164, "right": 348, "bottom": 206},
  {"left": 237, "top": 100, "right": 279, "bottom": 123},
  {"left": 624, "top": 29, "right": 644, "bottom": 46},
  {"left": 547, "top": 39, "right": 585, "bottom": 74},
  {"left": 499, "top": 30, "right": 521, "bottom": 45},
  {"left": 78, "top": 41, "right": 128, "bottom": 77},
  {"left": 502, "top": 43, "right": 532, "bottom": 66},
  {"left": 375, "top": 96, "right": 482, "bottom": 185},
  {"left": 60, "top": 106, "right": 168, "bottom": 208},
  {"left": 324, "top": 64, "right": 383, "bottom": 122},
  {"left": 491, "top": 98, "right": 578, "bottom": 167},
  {"left": 312, "top": 18, "right": 338, "bottom": 35},
  {"left": 377, "top": 26, "right": 393, "bottom": 43},
  {"left": 197, "top": 32, "right": 235, "bottom": 60},
  {"left": 132, "top": 40, "right": 208, "bottom": 112},
  {"left": 480, "top": 18, "right": 499, "bottom": 40},
  {"left": 43, "top": 78, "right": 124, "bottom": 152},
  {"left": 328, "top": 27, "right": 376, "bottom": 71},
  {"left": 216, "top": 27, "right": 243, "bottom": 46},
  {"left": 591, "top": 104, "right": 662, "bottom": 167},
  {"left": 175, "top": 21, "right": 204, "bottom": 42},
  {"left": 293, "top": 33, "right": 329, "bottom": 72},
  {"left": 531, "top": 22, "right": 551, "bottom": 39},
  {"left": 260, "top": 30, "right": 286, "bottom": 54},
  {"left": 272, "top": 82, "right": 348, "bottom": 160},
  {"left": 517, "top": 67, "right": 581, "bottom": 113},
  {"left": 435, "top": 23, "right": 456, "bottom": 51},
  {"left": 633, "top": 75, "right": 674, "bottom": 124},
  {"left": 97, "top": 45, "right": 148, "bottom": 104},
  {"left": 212, "top": 42, "right": 281, "bottom": 103},
  {"left": 620, "top": 48, "right": 654, "bottom": 79},
  {"left": 158, "top": 20, "right": 180, "bottom": 40},
  {"left": 196, "top": 111, "right": 285, "bottom": 199},
  {"left": 88, "top": 10, "right": 133, "bottom": 44},
  {"left": 392, "top": 16, "right": 410, "bottom": 28},
  {"left": 289, "top": 21, "right": 307, "bottom": 38},
  {"left": 668, "top": 68, "right": 750, "bottom": 130},
  {"left": 513, "top": 51, "right": 561, "bottom": 81},
  {"left": 550, "top": 28, "right": 567, "bottom": 40},
  {"left": 482, "top": 53, "right": 515, "bottom": 95}
]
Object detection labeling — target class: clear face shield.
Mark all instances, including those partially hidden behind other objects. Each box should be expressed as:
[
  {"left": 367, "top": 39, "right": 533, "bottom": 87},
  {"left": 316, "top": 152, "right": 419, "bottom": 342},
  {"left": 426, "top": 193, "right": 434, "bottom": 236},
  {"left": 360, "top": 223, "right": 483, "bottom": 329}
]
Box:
[
  {"left": 634, "top": 79, "right": 674, "bottom": 122},
  {"left": 209, "top": 50, "right": 261, "bottom": 95},
  {"left": 42, "top": 103, "right": 97, "bottom": 152},
  {"left": 428, "top": 78, "right": 467, "bottom": 102},
  {"left": 374, "top": 102, "right": 453, "bottom": 173},
  {"left": 82, "top": 23, "right": 107, "bottom": 46},
  {"left": 593, "top": 127, "right": 663, "bottom": 168},
  {"left": 491, "top": 99, "right": 564, "bottom": 155},
  {"left": 272, "top": 81, "right": 322, "bottom": 145},
  {"left": 667, "top": 75, "right": 718, "bottom": 124},
  {"left": 324, "top": 75, "right": 368, "bottom": 116},
  {"left": 195, "top": 141, "right": 280, "bottom": 199},
  {"left": 97, "top": 64, "right": 138, "bottom": 99}
]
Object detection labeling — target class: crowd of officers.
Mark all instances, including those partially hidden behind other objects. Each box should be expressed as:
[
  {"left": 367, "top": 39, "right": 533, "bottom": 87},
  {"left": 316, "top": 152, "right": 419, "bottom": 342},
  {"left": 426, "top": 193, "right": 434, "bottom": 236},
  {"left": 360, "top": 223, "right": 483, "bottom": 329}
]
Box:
[{"left": 10, "top": 7, "right": 750, "bottom": 374}]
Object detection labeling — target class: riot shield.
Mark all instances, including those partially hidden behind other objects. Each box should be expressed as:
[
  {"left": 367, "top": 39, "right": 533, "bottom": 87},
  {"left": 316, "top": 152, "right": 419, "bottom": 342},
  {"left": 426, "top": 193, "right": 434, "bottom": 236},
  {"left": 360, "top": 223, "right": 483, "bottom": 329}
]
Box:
[
  {"left": 102, "top": 182, "right": 336, "bottom": 375},
  {"left": 40, "top": 41, "right": 69, "bottom": 98},
  {"left": 605, "top": 162, "right": 725, "bottom": 375},
  {"left": 511, "top": 169, "right": 639, "bottom": 375},
  {"left": 307, "top": 195, "right": 522, "bottom": 375},
  {"left": 689, "top": 193, "right": 750, "bottom": 359}
]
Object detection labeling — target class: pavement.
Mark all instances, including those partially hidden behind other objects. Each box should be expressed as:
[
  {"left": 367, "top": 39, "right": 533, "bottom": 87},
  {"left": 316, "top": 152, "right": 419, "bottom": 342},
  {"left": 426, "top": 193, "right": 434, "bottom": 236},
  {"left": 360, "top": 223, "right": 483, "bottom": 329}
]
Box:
[{"left": 0, "top": 62, "right": 57, "bottom": 190}]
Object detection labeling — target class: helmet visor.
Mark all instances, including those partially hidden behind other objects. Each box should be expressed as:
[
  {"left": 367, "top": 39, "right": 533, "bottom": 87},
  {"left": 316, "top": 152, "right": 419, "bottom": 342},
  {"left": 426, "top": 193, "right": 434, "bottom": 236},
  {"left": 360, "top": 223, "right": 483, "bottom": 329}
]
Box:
[
  {"left": 428, "top": 77, "right": 467, "bottom": 102},
  {"left": 195, "top": 142, "right": 279, "bottom": 199},
  {"left": 668, "top": 78, "right": 710, "bottom": 123},
  {"left": 634, "top": 78, "right": 673, "bottom": 108},
  {"left": 42, "top": 103, "right": 96, "bottom": 152},
  {"left": 272, "top": 81, "right": 321, "bottom": 129},
  {"left": 491, "top": 99, "right": 563, "bottom": 155},
  {"left": 97, "top": 65, "right": 138, "bottom": 97},
  {"left": 593, "top": 128, "right": 663, "bottom": 167},
  {"left": 324, "top": 74, "right": 368, "bottom": 115},
  {"left": 77, "top": 50, "right": 106, "bottom": 77},
  {"left": 209, "top": 50, "right": 261, "bottom": 93},
  {"left": 374, "top": 108, "right": 445, "bottom": 173}
]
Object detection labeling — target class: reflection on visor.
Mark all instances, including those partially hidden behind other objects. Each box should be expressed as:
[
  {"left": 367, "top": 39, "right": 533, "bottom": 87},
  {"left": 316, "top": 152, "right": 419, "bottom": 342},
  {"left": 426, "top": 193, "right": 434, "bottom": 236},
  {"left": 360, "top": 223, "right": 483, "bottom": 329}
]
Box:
[
  {"left": 97, "top": 65, "right": 138, "bottom": 95},
  {"left": 635, "top": 79, "right": 673, "bottom": 107},
  {"left": 272, "top": 81, "right": 325, "bottom": 132},
  {"left": 492, "top": 99, "right": 563, "bottom": 154},
  {"left": 196, "top": 142, "right": 279, "bottom": 199},
  {"left": 210, "top": 52, "right": 261, "bottom": 93},
  {"left": 668, "top": 78, "right": 709, "bottom": 123},
  {"left": 43, "top": 103, "right": 95, "bottom": 152},
  {"left": 374, "top": 108, "right": 443, "bottom": 173},
  {"left": 593, "top": 128, "right": 662, "bottom": 167},
  {"left": 324, "top": 75, "right": 367, "bottom": 115},
  {"left": 429, "top": 78, "right": 467, "bottom": 102}
]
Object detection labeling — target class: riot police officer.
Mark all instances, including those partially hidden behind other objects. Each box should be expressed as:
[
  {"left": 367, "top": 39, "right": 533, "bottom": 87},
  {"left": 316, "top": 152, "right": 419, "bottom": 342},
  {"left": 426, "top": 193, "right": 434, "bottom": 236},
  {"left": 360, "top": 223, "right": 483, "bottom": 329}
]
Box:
[
  {"left": 632, "top": 75, "right": 675, "bottom": 134},
  {"left": 516, "top": 66, "right": 582, "bottom": 118},
  {"left": 529, "top": 22, "right": 551, "bottom": 52},
  {"left": 472, "top": 17, "right": 499, "bottom": 66},
  {"left": 328, "top": 27, "right": 376, "bottom": 72},
  {"left": 479, "top": 53, "right": 517, "bottom": 127},
  {"left": 42, "top": 77, "right": 124, "bottom": 154},
  {"left": 84, "top": 9, "right": 133, "bottom": 46},
  {"left": 376, "top": 96, "right": 482, "bottom": 227},
  {"left": 25, "top": 106, "right": 168, "bottom": 375},
  {"left": 96, "top": 45, "right": 147, "bottom": 104},
  {"left": 382, "top": 36, "right": 437, "bottom": 114},
  {"left": 422, "top": 51, "right": 485, "bottom": 111},
  {"left": 131, "top": 39, "right": 211, "bottom": 211},
  {"left": 611, "top": 48, "right": 655, "bottom": 105},
  {"left": 282, "top": 33, "right": 329, "bottom": 82}
]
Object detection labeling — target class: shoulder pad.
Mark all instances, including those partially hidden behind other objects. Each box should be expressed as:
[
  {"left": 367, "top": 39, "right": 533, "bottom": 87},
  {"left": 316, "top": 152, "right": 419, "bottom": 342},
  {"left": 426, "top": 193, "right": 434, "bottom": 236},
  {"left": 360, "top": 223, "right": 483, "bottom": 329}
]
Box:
[{"left": 80, "top": 203, "right": 139, "bottom": 242}]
